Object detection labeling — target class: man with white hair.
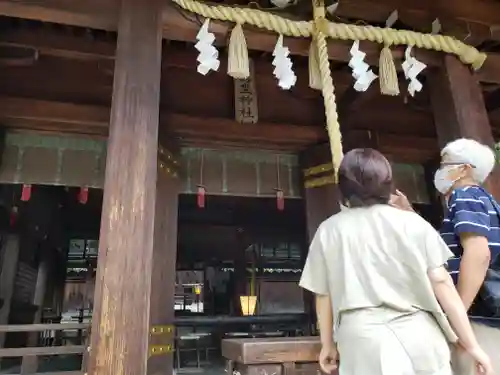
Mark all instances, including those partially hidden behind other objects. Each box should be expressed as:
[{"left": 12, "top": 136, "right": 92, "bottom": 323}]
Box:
[{"left": 392, "top": 138, "right": 500, "bottom": 375}]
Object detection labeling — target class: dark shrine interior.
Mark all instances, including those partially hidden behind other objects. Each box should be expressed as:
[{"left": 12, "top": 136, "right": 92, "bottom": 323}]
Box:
[
  {"left": 0, "top": 184, "right": 440, "bottom": 321},
  {"left": 14, "top": 185, "right": 309, "bottom": 323}
]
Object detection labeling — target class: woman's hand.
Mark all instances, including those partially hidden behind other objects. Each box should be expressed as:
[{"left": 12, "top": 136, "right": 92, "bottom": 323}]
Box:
[
  {"left": 389, "top": 190, "right": 414, "bottom": 212},
  {"left": 319, "top": 344, "right": 338, "bottom": 374},
  {"left": 466, "top": 345, "right": 494, "bottom": 375}
]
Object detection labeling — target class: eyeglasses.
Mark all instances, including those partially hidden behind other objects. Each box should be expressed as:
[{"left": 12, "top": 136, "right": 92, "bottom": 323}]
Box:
[{"left": 438, "top": 162, "right": 476, "bottom": 169}]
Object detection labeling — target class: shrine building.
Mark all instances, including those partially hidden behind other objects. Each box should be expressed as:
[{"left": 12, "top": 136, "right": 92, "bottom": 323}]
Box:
[{"left": 0, "top": 0, "right": 499, "bottom": 374}]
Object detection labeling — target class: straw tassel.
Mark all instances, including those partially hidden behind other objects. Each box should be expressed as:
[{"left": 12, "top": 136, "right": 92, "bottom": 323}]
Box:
[
  {"left": 227, "top": 23, "right": 250, "bottom": 79},
  {"left": 308, "top": 40, "right": 322, "bottom": 90},
  {"left": 379, "top": 46, "right": 400, "bottom": 96}
]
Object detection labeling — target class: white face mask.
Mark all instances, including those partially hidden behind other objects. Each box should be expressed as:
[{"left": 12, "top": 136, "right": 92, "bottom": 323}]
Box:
[{"left": 433, "top": 165, "right": 460, "bottom": 195}]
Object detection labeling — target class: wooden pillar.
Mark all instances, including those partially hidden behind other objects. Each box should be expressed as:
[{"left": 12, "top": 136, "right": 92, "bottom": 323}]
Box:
[
  {"left": 233, "top": 229, "right": 247, "bottom": 316},
  {"left": 22, "top": 258, "right": 50, "bottom": 373},
  {"left": 148, "top": 164, "right": 180, "bottom": 375},
  {"left": 32, "top": 259, "right": 49, "bottom": 323},
  {"left": 300, "top": 144, "right": 341, "bottom": 332},
  {"left": 429, "top": 55, "right": 500, "bottom": 198},
  {"left": 301, "top": 144, "right": 341, "bottom": 241},
  {"left": 421, "top": 157, "right": 449, "bottom": 228},
  {"left": 88, "top": 0, "right": 164, "bottom": 373},
  {"left": 0, "top": 235, "right": 20, "bottom": 348}
]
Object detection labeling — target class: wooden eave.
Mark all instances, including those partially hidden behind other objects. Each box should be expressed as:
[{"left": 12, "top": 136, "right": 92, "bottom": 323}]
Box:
[
  {"left": 0, "top": 0, "right": 500, "bottom": 82},
  {"left": 0, "top": 1, "right": 499, "bottom": 163}
]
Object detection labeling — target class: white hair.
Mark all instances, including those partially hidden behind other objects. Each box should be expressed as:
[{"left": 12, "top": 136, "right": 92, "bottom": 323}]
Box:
[{"left": 441, "top": 138, "right": 496, "bottom": 183}]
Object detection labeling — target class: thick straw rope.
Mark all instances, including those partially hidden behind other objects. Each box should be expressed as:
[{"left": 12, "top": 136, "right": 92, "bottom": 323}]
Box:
[
  {"left": 173, "top": 0, "right": 312, "bottom": 36},
  {"left": 171, "top": 0, "right": 487, "bottom": 70},
  {"left": 312, "top": 5, "right": 343, "bottom": 179},
  {"left": 171, "top": 0, "right": 488, "bottom": 181}
]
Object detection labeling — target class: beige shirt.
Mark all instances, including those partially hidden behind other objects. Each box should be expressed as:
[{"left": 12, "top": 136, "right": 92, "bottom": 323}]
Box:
[{"left": 299, "top": 204, "right": 458, "bottom": 343}]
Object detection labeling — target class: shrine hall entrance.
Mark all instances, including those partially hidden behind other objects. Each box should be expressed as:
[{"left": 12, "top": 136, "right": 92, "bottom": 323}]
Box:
[
  {"left": 174, "top": 193, "right": 310, "bottom": 372},
  {"left": 173, "top": 149, "right": 311, "bottom": 370},
  {"left": 0, "top": 137, "right": 441, "bottom": 374},
  {"left": 173, "top": 149, "right": 310, "bottom": 372}
]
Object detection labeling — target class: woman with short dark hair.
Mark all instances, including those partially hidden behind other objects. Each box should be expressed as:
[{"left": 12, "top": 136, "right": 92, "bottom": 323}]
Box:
[
  {"left": 338, "top": 147, "right": 393, "bottom": 207},
  {"left": 300, "top": 149, "right": 492, "bottom": 375}
]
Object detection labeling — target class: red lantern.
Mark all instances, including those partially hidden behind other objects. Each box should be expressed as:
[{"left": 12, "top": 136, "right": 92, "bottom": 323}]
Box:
[
  {"left": 197, "top": 186, "right": 206, "bottom": 208},
  {"left": 276, "top": 189, "right": 285, "bottom": 211},
  {"left": 21, "top": 184, "right": 31, "bottom": 202},
  {"left": 78, "top": 187, "right": 89, "bottom": 204}
]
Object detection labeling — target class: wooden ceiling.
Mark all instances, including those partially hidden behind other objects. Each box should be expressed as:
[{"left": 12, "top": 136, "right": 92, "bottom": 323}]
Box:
[{"left": 0, "top": 0, "right": 499, "bottom": 163}]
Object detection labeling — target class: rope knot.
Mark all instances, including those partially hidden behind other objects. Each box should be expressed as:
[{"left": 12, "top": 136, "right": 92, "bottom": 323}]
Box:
[{"left": 313, "top": 17, "right": 329, "bottom": 37}]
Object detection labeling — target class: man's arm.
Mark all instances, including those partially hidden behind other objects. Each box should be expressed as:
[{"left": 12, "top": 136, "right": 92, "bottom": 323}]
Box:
[
  {"left": 457, "top": 233, "right": 491, "bottom": 311},
  {"left": 316, "top": 294, "right": 334, "bottom": 348}
]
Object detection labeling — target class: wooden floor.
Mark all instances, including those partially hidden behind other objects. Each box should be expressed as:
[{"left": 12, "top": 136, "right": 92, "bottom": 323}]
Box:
[
  {"left": 0, "top": 354, "right": 82, "bottom": 374},
  {"left": 0, "top": 356, "right": 226, "bottom": 375},
  {"left": 176, "top": 364, "right": 226, "bottom": 375}
]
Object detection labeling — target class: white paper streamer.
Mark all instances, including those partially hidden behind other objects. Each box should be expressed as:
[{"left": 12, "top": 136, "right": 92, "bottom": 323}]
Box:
[
  {"left": 272, "top": 35, "right": 297, "bottom": 90},
  {"left": 195, "top": 19, "right": 220, "bottom": 75},
  {"left": 402, "top": 46, "right": 426, "bottom": 96},
  {"left": 348, "top": 41, "right": 377, "bottom": 92}
]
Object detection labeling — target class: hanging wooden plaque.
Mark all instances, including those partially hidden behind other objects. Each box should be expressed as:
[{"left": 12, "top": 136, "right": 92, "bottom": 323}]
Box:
[{"left": 234, "top": 60, "right": 258, "bottom": 124}]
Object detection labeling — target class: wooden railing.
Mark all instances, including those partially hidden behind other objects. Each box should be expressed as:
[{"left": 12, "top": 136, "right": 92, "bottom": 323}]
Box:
[
  {"left": 0, "top": 323, "right": 90, "bottom": 375},
  {"left": 222, "top": 337, "right": 337, "bottom": 375}
]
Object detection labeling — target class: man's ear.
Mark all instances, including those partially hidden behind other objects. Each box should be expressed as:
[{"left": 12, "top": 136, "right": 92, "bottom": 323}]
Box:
[{"left": 462, "top": 164, "right": 473, "bottom": 176}]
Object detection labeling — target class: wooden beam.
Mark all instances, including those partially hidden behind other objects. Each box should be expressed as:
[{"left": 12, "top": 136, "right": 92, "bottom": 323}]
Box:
[
  {"left": 150, "top": 151, "right": 179, "bottom": 375},
  {"left": 0, "top": 2, "right": 441, "bottom": 66},
  {"left": 162, "top": 2, "right": 442, "bottom": 69},
  {"left": 223, "top": 336, "right": 321, "bottom": 364},
  {"left": 5, "top": 0, "right": 500, "bottom": 40},
  {"left": 484, "top": 88, "right": 500, "bottom": 112},
  {"left": 0, "top": 97, "right": 327, "bottom": 150},
  {"left": 430, "top": 56, "right": 495, "bottom": 145},
  {"left": 168, "top": 113, "right": 327, "bottom": 149},
  {"left": 376, "top": 133, "right": 439, "bottom": 163},
  {"left": 301, "top": 143, "right": 341, "bottom": 232},
  {"left": 338, "top": 84, "right": 381, "bottom": 124},
  {"left": 334, "top": 0, "right": 500, "bottom": 45},
  {"left": 476, "top": 53, "right": 500, "bottom": 83},
  {"left": 336, "top": 0, "right": 500, "bottom": 28},
  {"left": 300, "top": 142, "right": 340, "bottom": 330},
  {"left": 0, "top": 96, "right": 438, "bottom": 159},
  {"left": 0, "top": 26, "right": 116, "bottom": 61},
  {"left": 0, "top": 0, "right": 117, "bottom": 30},
  {"left": 491, "top": 25, "right": 500, "bottom": 42},
  {"left": 0, "top": 26, "right": 351, "bottom": 87},
  {"left": 337, "top": 87, "right": 360, "bottom": 121},
  {"left": 5, "top": 6, "right": 405, "bottom": 67},
  {"left": 0, "top": 3, "right": 499, "bottom": 82},
  {"left": 88, "top": 0, "right": 164, "bottom": 374},
  {"left": 429, "top": 54, "right": 500, "bottom": 199},
  {"left": 0, "top": 97, "right": 110, "bottom": 128},
  {"left": 0, "top": 236, "right": 20, "bottom": 348}
]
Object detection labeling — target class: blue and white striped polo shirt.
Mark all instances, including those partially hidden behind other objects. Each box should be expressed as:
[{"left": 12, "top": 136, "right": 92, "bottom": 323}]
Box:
[{"left": 439, "top": 185, "right": 500, "bottom": 322}]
